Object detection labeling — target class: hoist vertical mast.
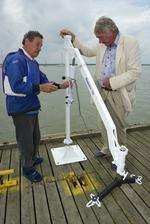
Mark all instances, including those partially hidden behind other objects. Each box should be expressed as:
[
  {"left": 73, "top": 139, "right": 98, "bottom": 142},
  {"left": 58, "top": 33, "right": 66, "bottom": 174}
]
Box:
[
  {"left": 63, "top": 47, "right": 73, "bottom": 145},
  {"left": 51, "top": 35, "right": 87, "bottom": 165}
]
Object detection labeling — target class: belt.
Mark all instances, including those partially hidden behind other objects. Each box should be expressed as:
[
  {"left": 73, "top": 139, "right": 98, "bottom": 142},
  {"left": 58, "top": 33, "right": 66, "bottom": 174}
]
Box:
[{"left": 101, "top": 87, "right": 117, "bottom": 91}]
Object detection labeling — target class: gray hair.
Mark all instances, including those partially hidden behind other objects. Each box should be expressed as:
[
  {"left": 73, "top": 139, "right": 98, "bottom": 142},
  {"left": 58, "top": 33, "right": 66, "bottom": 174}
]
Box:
[{"left": 94, "top": 16, "right": 119, "bottom": 35}]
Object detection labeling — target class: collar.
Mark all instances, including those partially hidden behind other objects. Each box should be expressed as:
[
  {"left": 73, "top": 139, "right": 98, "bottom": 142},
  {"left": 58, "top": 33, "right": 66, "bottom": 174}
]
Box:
[
  {"left": 20, "top": 47, "right": 34, "bottom": 60},
  {"left": 112, "top": 33, "right": 120, "bottom": 47}
]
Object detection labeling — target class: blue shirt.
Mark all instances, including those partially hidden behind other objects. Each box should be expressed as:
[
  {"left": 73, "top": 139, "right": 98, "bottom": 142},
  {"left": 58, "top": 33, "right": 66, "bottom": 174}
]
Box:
[{"left": 100, "top": 34, "right": 120, "bottom": 87}]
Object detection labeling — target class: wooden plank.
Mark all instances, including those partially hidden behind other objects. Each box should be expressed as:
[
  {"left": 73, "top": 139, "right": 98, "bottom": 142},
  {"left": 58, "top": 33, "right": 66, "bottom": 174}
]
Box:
[
  {"left": 135, "top": 130, "right": 150, "bottom": 144},
  {"left": 0, "top": 128, "right": 149, "bottom": 224},
  {"left": 122, "top": 147, "right": 149, "bottom": 179},
  {"left": 21, "top": 158, "right": 36, "bottom": 224},
  {"left": 1, "top": 127, "right": 150, "bottom": 150},
  {"left": 84, "top": 172, "right": 115, "bottom": 224},
  {"left": 32, "top": 183, "right": 52, "bottom": 223},
  {"left": 39, "top": 144, "right": 67, "bottom": 224},
  {"left": 79, "top": 136, "right": 149, "bottom": 224},
  {"left": 0, "top": 150, "right": 3, "bottom": 162},
  {"left": 88, "top": 136, "right": 150, "bottom": 224},
  {"left": 127, "top": 132, "right": 150, "bottom": 160},
  {"left": 68, "top": 160, "right": 100, "bottom": 224},
  {"left": 136, "top": 129, "right": 150, "bottom": 137},
  {"left": 127, "top": 133, "right": 150, "bottom": 162},
  {"left": 136, "top": 130, "right": 150, "bottom": 146},
  {"left": 70, "top": 140, "right": 115, "bottom": 224},
  {"left": 121, "top": 133, "right": 150, "bottom": 193},
  {"left": 88, "top": 135, "right": 150, "bottom": 181},
  {"left": 0, "top": 131, "right": 101, "bottom": 150},
  {"left": 76, "top": 138, "right": 134, "bottom": 224},
  {"left": 32, "top": 148, "right": 52, "bottom": 224},
  {"left": 127, "top": 134, "right": 150, "bottom": 163},
  {"left": 0, "top": 149, "right": 11, "bottom": 224},
  {"left": 92, "top": 134, "right": 150, "bottom": 194},
  {"left": 129, "top": 132, "right": 150, "bottom": 156},
  {"left": 47, "top": 141, "right": 105, "bottom": 224},
  {"left": 21, "top": 181, "right": 36, "bottom": 224},
  {"left": 122, "top": 184, "right": 150, "bottom": 224},
  {"left": 126, "top": 148, "right": 150, "bottom": 181},
  {"left": 124, "top": 159, "right": 150, "bottom": 193},
  {"left": 126, "top": 141, "right": 150, "bottom": 170},
  {"left": 46, "top": 142, "right": 73, "bottom": 180},
  {"left": 66, "top": 182, "right": 99, "bottom": 224},
  {"left": 54, "top": 143, "right": 102, "bottom": 224},
  {"left": 47, "top": 142, "right": 83, "bottom": 224},
  {"left": 56, "top": 180, "right": 84, "bottom": 224},
  {"left": 127, "top": 124, "right": 150, "bottom": 132},
  {"left": 5, "top": 149, "right": 20, "bottom": 224}
]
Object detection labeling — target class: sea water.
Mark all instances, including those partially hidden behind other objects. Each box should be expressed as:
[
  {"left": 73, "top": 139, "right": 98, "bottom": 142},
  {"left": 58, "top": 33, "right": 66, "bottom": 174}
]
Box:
[{"left": 0, "top": 65, "right": 149, "bottom": 143}]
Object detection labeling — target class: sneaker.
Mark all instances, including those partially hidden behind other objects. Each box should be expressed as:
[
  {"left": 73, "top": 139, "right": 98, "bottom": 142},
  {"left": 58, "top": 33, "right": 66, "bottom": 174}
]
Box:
[
  {"left": 111, "top": 163, "right": 117, "bottom": 171},
  {"left": 94, "top": 150, "right": 108, "bottom": 158},
  {"left": 33, "top": 157, "right": 44, "bottom": 166},
  {"left": 23, "top": 167, "right": 42, "bottom": 182}
]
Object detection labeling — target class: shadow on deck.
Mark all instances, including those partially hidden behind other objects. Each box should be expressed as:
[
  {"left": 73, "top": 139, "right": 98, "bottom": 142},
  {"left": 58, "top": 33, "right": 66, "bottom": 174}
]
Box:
[{"left": 0, "top": 129, "right": 150, "bottom": 224}]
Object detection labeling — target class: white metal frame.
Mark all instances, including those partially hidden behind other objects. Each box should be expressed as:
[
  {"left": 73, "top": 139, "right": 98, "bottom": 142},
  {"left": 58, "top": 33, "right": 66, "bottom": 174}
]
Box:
[
  {"left": 70, "top": 36, "right": 127, "bottom": 175},
  {"left": 52, "top": 36, "right": 128, "bottom": 177},
  {"left": 51, "top": 36, "right": 87, "bottom": 165}
]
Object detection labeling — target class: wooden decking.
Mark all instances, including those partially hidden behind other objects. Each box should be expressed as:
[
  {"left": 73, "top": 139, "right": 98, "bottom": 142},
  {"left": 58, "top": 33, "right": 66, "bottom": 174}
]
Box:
[{"left": 0, "top": 129, "right": 150, "bottom": 224}]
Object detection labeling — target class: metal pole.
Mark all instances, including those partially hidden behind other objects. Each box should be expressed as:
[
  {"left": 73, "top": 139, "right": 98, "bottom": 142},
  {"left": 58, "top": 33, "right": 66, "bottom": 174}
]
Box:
[{"left": 63, "top": 49, "right": 73, "bottom": 145}]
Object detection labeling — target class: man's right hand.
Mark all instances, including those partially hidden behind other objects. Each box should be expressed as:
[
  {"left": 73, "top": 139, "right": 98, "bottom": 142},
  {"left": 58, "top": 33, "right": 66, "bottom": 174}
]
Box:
[
  {"left": 60, "top": 29, "right": 75, "bottom": 42},
  {"left": 39, "top": 83, "right": 58, "bottom": 93}
]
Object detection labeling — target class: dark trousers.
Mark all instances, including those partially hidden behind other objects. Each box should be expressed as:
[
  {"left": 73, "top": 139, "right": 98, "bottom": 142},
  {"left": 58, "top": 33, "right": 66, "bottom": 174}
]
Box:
[{"left": 12, "top": 114, "right": 41, "bottom": 168}]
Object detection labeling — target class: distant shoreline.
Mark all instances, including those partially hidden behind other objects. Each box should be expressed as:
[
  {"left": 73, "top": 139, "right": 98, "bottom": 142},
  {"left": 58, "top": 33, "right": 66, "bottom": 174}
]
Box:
[
  {"left": 40, "top": 63, "right": 150, "bottom": 66},
  {"left": 0, "top": 63, "right": 150, "bottom": 66},
  {"left": 39, "top": 63, "right": 96, "bottom": 66}
]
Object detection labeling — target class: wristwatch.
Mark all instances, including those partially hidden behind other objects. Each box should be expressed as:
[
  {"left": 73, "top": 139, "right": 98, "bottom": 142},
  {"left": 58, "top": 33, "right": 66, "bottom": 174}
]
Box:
[{"left": 52, "top": 82, "right": 61, "bottom": 89}]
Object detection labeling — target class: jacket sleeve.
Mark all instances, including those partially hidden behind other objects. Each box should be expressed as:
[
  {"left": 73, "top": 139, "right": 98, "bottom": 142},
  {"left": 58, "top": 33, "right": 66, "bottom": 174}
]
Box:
[
  {"left": 110, "top": 39, "right": 141, "bottom": 90},
  {"left": 73, "top": 37, "right": 97, "bottom": 57},
  {"left": 40, "top": 71, "right": 49, "bottom": 84},
  {"left": 6, "top": 59, "right": 39, "bottom": 96}
]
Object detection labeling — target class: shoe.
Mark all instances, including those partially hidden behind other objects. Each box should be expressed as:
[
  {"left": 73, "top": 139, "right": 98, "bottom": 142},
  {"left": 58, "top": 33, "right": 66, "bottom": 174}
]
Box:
[
  {"left": 111, "top": 163, "right": 117, "bottom": 171},
  {"left": 33, "top": 157, "right": 44, "bottom": 166},
  {"left": 23, "top": 167, "right": 42, "bottom": 182},
  {"left": 94, "top": 149, "right": 109, "bottom": 158}
]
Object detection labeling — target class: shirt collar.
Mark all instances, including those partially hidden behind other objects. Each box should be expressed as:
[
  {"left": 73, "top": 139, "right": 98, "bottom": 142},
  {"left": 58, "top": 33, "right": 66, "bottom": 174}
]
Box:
[
  {"left": 20, "top": 47, "right": 34, "bottom": 60},
  {"left": 112, "top": 32, "right": 120, "bottom": 47}
]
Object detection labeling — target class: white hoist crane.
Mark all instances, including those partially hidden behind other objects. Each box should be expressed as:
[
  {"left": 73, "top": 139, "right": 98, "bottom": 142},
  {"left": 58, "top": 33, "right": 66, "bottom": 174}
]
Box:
[{"left": 51, "top": 36, "right": 142, "bottom": 208}]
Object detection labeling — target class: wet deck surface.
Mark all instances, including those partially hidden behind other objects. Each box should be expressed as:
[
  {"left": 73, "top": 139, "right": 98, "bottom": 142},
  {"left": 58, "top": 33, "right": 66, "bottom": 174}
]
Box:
[{"left": 0, "top": 129, "right": 150, "bottom": 224}]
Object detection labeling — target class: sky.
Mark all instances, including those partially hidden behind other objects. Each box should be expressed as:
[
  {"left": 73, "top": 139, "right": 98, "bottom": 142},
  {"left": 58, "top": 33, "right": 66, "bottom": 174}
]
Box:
[{"left": 0, "top": 0, "right": 150, "bottom": 63}]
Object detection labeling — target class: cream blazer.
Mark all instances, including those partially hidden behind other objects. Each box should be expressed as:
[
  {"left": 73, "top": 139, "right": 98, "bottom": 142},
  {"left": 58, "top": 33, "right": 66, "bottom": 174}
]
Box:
[{"left": 73, "top": 35, "right": 141, "bottom": 112}]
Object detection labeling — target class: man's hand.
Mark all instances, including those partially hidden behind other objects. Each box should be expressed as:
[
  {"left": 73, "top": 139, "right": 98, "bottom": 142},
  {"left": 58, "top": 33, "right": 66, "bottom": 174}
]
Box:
[
  {"left": 39, "top": 83, "right": 58, "bottom": 93},
  {"left": 60, "top": 80, "right": 72, "bottom": 89},
  {"left": 60, "top": 29, "right": 75, "bottom": 42},
  {"left": 102, "top": 78, "right": 112, "bottom": 90}
]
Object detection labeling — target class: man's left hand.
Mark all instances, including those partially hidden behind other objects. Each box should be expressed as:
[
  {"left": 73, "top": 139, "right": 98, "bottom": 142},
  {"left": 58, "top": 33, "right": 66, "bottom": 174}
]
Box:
[
  {"left": 102, "top": 78, "right": 112, "bottom": 90},
  {"left": 60, "top": 80, "right": 72, "bottom": 89}
]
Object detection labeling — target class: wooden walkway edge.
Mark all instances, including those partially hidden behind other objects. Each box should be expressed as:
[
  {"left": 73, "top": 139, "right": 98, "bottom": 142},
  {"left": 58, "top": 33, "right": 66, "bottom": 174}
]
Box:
[{"left": 0, "top": 129, "right": 150, "bottom": 224}]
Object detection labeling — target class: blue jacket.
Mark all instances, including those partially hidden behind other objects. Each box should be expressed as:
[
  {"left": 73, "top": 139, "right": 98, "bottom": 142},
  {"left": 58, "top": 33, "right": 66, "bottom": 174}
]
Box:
[{"left": 2, "top": 49, "right": 49, "bottom": 116}]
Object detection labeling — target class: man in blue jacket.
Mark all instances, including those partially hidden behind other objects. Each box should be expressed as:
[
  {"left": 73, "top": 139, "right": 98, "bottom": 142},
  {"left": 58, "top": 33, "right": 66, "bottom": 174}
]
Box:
[{"left": 3, "top": 31, "right": 69, "bottom": 182}]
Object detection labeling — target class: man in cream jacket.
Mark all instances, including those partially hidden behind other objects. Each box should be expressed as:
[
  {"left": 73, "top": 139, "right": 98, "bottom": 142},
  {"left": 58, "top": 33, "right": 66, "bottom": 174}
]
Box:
[{"left": 60, "top": 16, "right": 141, "bottom": 157}]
